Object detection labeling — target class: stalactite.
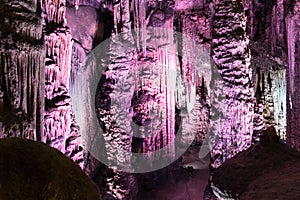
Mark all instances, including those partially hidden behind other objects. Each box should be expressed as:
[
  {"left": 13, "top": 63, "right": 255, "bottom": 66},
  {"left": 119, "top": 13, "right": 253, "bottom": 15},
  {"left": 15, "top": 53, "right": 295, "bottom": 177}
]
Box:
[
  {"left": 251, "top": 65, "right": 287, "bottom": 142},
  {"left": 0, "top": 0, "right": 44, "bottom": 140},
  {"left": 42, "top": 0, "right": 83, "bottom": 167},
  {"left": 245, "top": 0, "right": 289, "bottom": 143},
  {"left": 44, "top": 30, "right": 72, "bottom": 90},
  {"left": 175, "top": 10, "right": 212, "bottom": 146},
  {"left": 131, "top": 0, "right": 147, "bottom": 52},
  {"left": 113, "top": 0, "right": 131, "bottom": 33},
  {"left": 81, "top": 9, "right": 211, "bottom": 196},
  {"left": 41, "top": 0, "right": 66, "bottom": 24},
  {"left": 256, "top": 68, "right": 286, "bottom": 140},
  {"left": 252, "top": 68, "right": 264, "bottom": 142}
]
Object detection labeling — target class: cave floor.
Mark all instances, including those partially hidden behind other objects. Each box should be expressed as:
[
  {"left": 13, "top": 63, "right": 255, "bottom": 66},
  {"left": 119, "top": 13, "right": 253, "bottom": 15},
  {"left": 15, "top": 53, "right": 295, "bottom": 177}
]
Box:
[
  {"left": 142, "top": 168, "right": 210, "bottom": 200},
  {"left": 140, "top": 145, "right": 210, "bottom": 200}
]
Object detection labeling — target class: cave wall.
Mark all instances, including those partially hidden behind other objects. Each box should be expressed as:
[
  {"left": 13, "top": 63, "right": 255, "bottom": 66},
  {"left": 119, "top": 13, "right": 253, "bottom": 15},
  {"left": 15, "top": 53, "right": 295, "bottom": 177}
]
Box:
[
  {"left": 1, "top": 0, "right": 300, "bottom": 199},
  {"left": 65, "top": 0, "right": 215, "bottom": 199},
  {"left": 0, "top": 0, "right": 44, "bottom": 140},
  {"left": 42, "top": 0, "right": 83, "bottom": 166},
  {"left": 245, "top": 0, "right": 300, "bottom": 147},
  {"left": 286, "top": 1, "right": 300, "bottom": 151},
  {"left": 245, "top": 0, "right": 288, "bottom": 141},
  {"left": 0, "top": 0, "right": 83, "bottom": 166},
  {"left": 57, "top": 0, "right": 299, "bottom": 198},
  {"left": 73, "top": 1, "right": 213, "bottom": 199},
  {"left": 1, "top": 0, "right": 293, "bottom": 155}
]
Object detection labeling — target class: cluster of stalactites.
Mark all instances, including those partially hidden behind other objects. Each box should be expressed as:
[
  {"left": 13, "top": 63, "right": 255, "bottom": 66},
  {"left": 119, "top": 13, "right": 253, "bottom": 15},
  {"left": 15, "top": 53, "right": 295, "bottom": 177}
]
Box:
[
  {"left": 0, "top": 0, "right": 44, "bottom": 140},
  {"left": 41, "top": 0, "right": 83, "bottom": 166}
]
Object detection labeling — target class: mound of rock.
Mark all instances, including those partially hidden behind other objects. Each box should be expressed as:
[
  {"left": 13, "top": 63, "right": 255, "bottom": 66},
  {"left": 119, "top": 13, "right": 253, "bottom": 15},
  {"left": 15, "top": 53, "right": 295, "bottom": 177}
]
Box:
[
  {"left": 211, "top": 126, "right": 300, "bottom": 199},
  {"left": 0, "top": 138, "right": 100, "bottom": 200}
]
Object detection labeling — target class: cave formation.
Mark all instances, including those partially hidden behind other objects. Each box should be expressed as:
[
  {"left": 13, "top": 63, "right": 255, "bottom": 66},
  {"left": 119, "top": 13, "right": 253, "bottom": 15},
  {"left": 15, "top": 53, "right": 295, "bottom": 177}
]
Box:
[{"left": 0, "top": 0, "right": 300, "bottom": 199}]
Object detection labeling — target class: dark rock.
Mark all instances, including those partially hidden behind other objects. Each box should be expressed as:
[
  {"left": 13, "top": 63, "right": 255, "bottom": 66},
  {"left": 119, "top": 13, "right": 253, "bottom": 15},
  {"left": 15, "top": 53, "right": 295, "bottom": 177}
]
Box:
[
  {"left": 211, "top": 130, "right": 300, "bottom": 199},
  {"left": 260, "top": 126, "right": 280, "bottom": 145},
  {"left": 0, "top": 138, "right": 100, "bottom": 200}
]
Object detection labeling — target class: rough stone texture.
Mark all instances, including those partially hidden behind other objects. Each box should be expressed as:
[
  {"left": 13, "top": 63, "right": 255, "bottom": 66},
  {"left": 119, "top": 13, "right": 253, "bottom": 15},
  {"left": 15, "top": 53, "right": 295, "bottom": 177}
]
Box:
[
  {"left": 0, "top": 0, "right": 45, "bottom": 140},
  {"left": 246, "top": 0, "right": 300, "bottom": 150},
  {"left": 0, "top": 0, "right": 84, "bottom": 166},
  {"left": 210, "top": 0, "right": 254, "bottom": 168},
  {"left": 1, "top": 0, "right": 300, "bottom": 199},
  {"left": 246, "top": 0, "right": 288, "bottom": 142},
  {"left": 254, "top": 67, "right": 286, "bottom": 141},
  {"left": 174, "top": 7, "right": 212, "bottom": 153},
  {"left": 66, "top": 0, "right": 104, "bottom": 9},
  {"left": 251, "top": 48, "right": 287, "bottom": 142},
  {"left": 67, "top": 2, "right": 138, "bottom": 199},
  {"left": 42, "top": 0, "right": 83, "bottom": 166},
  {"left": 70, "top": 1, "right": 213, "bottom": 199},
  {"left": 246, "top": 0, "right": 287, "bottom": 61}
]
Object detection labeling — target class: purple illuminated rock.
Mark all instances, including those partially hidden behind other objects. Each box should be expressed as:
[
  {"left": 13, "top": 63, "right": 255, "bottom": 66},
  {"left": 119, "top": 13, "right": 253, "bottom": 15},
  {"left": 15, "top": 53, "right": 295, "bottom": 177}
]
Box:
[
  {"left": 42, "top": 0, "right": 84, "bottom": 167},
  {"left": 210, "top": 0, "right": 254, "bottom": 168}
]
